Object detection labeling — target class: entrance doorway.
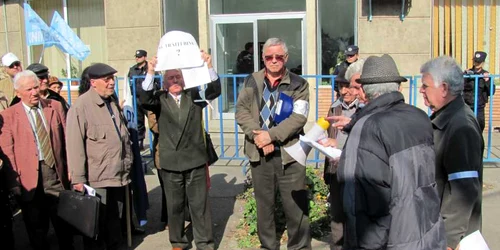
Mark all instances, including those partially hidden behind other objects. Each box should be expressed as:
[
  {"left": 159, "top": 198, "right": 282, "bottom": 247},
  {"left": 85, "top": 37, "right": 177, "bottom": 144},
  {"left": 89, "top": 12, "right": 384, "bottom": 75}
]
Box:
[{"left": 210, "top": 13, "right": 306, "bottom": 119}]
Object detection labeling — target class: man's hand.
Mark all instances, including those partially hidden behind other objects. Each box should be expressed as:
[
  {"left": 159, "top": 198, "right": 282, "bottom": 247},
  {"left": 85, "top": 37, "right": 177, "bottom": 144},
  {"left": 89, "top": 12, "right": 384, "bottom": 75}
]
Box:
[
  {"left": 253, "top": 130, "right": 272, "bottom": 148},
  {"left": 318, "top": 138, "right": 337, "bottom": 148},
  {"left": 262, "top": 144, "right": 275, "bottom": 156},
  {"left": 483, "top": 72, "right": 490, "bottom": 82},
  {"left": 10, "top": 186, "right": 21, "bottom": 196},
  {"left": 73, "top": 183, "right": 84, "bottom": 193},
  {"left": 201, "top": 50, "right": 213, "bottom": 69},
  {"left": 147, "top": 56, "right": 158, "bottom": 74},
  {"left": 326, "top": 115, "right": 352, "bottom": 130},
  {"left": 328, "top": 156, "right": 341, "bottom": 166}
]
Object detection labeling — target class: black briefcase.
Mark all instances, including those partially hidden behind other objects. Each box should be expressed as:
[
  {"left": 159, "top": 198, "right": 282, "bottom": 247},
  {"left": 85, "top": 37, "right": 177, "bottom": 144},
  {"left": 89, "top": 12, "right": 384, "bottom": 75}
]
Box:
[{"left": 57, "top": 190, "right": 100, "bottom": 239}]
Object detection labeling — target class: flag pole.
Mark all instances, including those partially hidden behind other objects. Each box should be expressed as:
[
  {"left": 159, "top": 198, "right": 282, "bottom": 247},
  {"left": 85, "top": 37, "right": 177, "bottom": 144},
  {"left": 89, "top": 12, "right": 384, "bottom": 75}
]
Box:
[
  {"left": 62, "top": 0, "right": 71, "bottom": 80},
  {"left": 24, "top": 0, "right": 31, "bottom": 65},
  {"left": 38, "top": 44, "right": 45, "bottom": 63}
]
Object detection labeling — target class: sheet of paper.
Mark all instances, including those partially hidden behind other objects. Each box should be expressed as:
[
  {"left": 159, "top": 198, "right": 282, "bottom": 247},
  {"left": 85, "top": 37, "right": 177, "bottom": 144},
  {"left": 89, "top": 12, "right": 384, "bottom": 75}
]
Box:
[
  {"left": 83, "top": 184, "right": 96, "bottom": 197},
  {"left": 299, "top": 135, "right": 342, "bottom": 159},
  {"left": 155, "top": 30, "right": 204, "bottom": 71},
  {"left": 459, "top": 230, "right": 490, "bottom": 250},
  {"left": 181, "top": 63, "right": 212, "bottom": 89}
]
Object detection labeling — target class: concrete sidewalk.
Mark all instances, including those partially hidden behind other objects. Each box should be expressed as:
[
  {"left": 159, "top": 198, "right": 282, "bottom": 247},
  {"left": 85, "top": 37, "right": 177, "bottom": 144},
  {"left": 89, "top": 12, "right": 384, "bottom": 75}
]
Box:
[{"left": 11, "top": 162, "right": 500, "bottom": 249}]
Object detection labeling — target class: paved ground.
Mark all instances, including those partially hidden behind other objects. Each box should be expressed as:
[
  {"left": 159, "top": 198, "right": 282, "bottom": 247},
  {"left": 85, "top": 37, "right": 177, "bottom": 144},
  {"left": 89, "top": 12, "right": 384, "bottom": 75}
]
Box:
[{"left": 10, "top": 142, "right": 500, "bottom": 249}]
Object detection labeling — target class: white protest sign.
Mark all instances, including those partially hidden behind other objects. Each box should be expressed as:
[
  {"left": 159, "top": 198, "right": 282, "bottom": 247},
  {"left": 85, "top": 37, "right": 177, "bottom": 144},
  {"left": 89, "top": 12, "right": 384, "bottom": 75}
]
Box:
[
  {"left": 155, "top": 30, "right": 204, "bottom": 71},
  {"left": 156, "top": 30, "right": 212, "bottom": 89}
]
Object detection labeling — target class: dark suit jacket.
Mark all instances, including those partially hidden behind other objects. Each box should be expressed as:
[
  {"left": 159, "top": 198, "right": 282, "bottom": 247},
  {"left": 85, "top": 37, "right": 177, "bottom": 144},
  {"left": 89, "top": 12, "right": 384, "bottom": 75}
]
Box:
[
  {"left": 431, "top": 96, "right": 484, "bottom": 248},
  {"left": 141, "top": 78, "right": 221, "bottom": 172},
  {"left": 0, "top": 99, "right": 69, "bottom": 201}
]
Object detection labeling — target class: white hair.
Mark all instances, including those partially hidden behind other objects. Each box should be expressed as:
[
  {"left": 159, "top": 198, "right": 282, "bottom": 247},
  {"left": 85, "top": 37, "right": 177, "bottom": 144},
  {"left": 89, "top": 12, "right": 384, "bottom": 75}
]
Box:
[
  {"left": 262, "top": 38, "right": 288, "bottom": 55},
  {"left": 420, "top": 56, "right": 464, "bottom": 96},
  {"left": 363, "top": 82, "right": 400, "bottom": 101},
  {"left": 345, "top": 58, "right": 365, "bottom": 82},
  {"left": 13, "top": 70, "right": 39, "bottom": 90}
]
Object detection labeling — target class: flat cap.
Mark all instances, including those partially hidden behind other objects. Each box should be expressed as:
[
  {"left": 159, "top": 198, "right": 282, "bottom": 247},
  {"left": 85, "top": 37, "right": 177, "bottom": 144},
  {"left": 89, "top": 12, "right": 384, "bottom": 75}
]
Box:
[
  {"left": 345, "top": 45, "right": 359, "bottom": 56},
  {"left": 135, "top": 50, "right": 147, "bottom": 57},
  {"left": 26, "top": 63, "right": 49, "bottom": 78},
  {"left": 87, "top": 63, "right": 117, "bottom": 79}
]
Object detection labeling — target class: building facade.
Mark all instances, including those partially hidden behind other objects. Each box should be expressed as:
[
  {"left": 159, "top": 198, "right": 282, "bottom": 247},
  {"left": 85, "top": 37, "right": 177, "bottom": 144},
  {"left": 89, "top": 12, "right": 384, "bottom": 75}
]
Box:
[{"left": 1, "top": 0, "right": 499, "bottom": 121}]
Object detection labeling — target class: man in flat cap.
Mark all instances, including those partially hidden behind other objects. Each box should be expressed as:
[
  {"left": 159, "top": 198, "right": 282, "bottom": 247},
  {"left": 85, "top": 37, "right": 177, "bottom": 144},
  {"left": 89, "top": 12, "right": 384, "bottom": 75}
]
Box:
[
  {"left": 11, "top": 63, "right": 69, "bottom": 113},
  {"left": 420, "top": 56, "right": 484, "bottom": 250},
  {"left": 66, "top": 63, "right": 132, "bottom": 249},
  {"left": 331, "top": 45, "right": 360, "bottom": 98},
  {"left": 463, "top": 51, "right": 494, "bottom": 132},
  {"left": 336, "top": 54, "right": 445, "bottom": 249},
  {"left": 128, "top": 49, "right": 159, "bottom": 150}
]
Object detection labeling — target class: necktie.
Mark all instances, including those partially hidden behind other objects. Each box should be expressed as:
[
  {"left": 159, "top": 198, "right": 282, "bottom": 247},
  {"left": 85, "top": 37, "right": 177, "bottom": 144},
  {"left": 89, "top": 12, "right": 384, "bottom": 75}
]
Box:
[
  {"left": 175, "top": 96, "right": 180, "bottom": 108},
  {"left": 32, "top": 107, "right": 55, "bottom": 167}
]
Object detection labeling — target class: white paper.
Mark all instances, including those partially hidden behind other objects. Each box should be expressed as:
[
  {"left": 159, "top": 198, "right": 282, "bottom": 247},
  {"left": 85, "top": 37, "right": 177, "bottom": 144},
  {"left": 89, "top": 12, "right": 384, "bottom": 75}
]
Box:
[
  {"left": 299, "top": 135, "right": 342, "bottom": 159},
  {"left": 459, "top": 230, "right": 490, "bottom": 250},
  {"left": 181, "top": 64, "right": 212, "bottom": 89},
  {"left": 83, "top": 184, "right": 96, "bottom": 197},
  {"left": 155, "top": 30, "right": 204, "bottom": 71}
]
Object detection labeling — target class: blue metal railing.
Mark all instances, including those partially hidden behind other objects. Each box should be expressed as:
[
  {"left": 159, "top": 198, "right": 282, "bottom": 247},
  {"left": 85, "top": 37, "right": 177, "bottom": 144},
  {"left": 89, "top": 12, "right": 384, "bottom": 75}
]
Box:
[{"left": 59, "top": 73, "right": 500, "bottom": 164}]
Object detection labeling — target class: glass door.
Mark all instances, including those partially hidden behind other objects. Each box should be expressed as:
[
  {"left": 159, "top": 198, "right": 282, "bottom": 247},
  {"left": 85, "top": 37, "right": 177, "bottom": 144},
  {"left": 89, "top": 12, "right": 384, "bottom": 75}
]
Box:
[{"left": 210, "top": 13, "right": 306, "bottom": 119}]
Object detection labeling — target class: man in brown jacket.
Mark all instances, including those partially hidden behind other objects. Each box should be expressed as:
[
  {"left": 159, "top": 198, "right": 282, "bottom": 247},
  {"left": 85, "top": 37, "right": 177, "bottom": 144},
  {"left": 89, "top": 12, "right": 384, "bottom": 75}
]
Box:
[
  {"left": 66, "top": 63, "right": 132, "bottom": 249},
  {"left": 236, "top": 38, "right": 311, "bottom": 250}
]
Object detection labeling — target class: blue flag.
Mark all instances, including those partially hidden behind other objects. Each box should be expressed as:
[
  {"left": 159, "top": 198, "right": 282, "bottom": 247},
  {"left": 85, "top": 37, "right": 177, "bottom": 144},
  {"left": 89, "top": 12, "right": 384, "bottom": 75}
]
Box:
[
  {"left": 23, "top": 3, "right": 57, "bottom": 46},
  {"left": 49, "top": 11, "right": 90, "bottom": 61}
]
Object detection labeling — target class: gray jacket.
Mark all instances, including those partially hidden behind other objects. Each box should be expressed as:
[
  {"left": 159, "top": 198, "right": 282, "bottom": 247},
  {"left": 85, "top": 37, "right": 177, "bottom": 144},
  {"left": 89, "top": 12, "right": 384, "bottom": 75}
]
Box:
[{"left": 338, "top": 92, "right": 446, "bottom": 250}]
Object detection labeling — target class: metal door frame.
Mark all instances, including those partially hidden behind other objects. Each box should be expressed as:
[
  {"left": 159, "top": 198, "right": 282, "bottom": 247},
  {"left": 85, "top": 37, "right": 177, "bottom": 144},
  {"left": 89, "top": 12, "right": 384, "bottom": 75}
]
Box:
[{"left": 209, "top": 12, "right": 306, "bottom": 119}]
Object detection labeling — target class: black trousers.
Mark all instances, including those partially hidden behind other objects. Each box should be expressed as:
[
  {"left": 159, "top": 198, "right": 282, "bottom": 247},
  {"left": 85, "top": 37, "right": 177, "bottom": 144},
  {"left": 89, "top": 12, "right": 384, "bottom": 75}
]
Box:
[
  {"left": 328, "top": 172, "right": 345, "bottom": 250},
  {"left": 19, "top": 161, "right": 73, "bottom": 250},
  {"left": 84, "top": 186, "right": 125, "bottom": 250},
  {"left": 157, "top": 170, "right": 168, "bottom": 223},
  {"left": 159, "top": 166, "right": 213, "bottom": 250},
  {"left": 477, "top": 108, "right": 485, "bottom": 133},
  {"left": 250, "top": 152, "right": 311, "bottom": 250},
  {"left": 0, "top": 187, "right": 14, "bottom": 250},
  {"left": 135, "top": 97, "right": 146, "bottom": 142}
]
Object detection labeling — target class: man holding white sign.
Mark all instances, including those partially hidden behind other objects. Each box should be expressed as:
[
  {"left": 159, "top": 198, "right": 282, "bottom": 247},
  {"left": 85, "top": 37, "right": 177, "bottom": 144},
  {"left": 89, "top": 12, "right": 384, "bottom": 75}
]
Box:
[{"left": 140, "top": 49, "right": 220, "bottom": 250}]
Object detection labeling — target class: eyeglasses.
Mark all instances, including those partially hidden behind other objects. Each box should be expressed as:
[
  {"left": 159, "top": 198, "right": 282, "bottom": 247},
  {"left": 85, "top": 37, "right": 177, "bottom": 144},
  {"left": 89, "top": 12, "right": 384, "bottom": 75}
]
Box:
[
  {"left": 8, "top": 61, "right": 21, "bottom": 68},
  {"left": 264, "top": 54, "right": 287, "bottom": 62},
  {"left": 166, "top": 75, "right": 183, "bottom": 81},
  {"left": 100, "top": 75, "right": 115, "bottom": 82}
]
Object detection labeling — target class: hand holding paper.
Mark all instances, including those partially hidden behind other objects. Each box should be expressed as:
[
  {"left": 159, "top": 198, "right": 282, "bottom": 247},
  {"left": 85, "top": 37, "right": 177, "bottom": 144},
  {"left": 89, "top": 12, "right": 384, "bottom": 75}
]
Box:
[{"left": 300, "top": 135, "right": 342, "bottom": 159}]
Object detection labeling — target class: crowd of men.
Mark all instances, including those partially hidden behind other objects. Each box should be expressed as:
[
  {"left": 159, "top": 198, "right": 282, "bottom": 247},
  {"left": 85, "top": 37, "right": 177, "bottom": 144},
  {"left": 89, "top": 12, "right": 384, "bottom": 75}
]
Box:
[{"left": 0, "top": 36, "right": 492, "bottom": 250}]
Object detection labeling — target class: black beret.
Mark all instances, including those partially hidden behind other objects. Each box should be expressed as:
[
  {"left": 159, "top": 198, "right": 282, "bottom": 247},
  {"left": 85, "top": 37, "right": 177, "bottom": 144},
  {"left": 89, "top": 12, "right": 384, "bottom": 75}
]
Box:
[
  {"left": 135, "top": 50, "right": 147, "bottom": 57},
  {"left": 26, "top": 63, "right": 49, "bottom": 77},
  {"left": 473, "top": 51, "right": 487, "bottom": 63},
  {"left": 87, "top": 63, "right": 117, "bottom": 79}
]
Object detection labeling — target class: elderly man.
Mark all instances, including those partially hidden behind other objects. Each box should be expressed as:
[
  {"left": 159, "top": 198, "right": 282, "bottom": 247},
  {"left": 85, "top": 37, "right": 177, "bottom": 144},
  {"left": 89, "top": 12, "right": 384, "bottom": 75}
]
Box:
[
  {"left": 66, "top": 63, "right": 132, "bottom": 249},
  {"left": 420, "top": 56, "right": 484, "bottom": 250},
  {"left": 0, "top": 70, "right": 72, "bottom": 249},
  {"left": 337, "top": 54, "right": 445, "bottom": 249},
  {"left": 0, "top": 52, "right": 22, "bottom": 110},
  {"left": 236, "top": 38, "right": 311, "bottom": 250},
  {"left": 332, "top": 45, "right": 360, "bottom": 98},
  {"left": 140, "top": 51, "right": 220, "bottom": 250}
]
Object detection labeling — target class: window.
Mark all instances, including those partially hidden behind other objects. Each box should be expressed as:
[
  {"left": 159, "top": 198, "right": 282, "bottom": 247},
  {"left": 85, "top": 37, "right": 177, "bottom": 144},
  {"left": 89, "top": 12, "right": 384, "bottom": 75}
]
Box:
[
  {"left": 210, "top": 0, "right": 305, "bottom": 15},
  {"left": 318, "top": 0, "right": 356, "bottom": 75}
]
